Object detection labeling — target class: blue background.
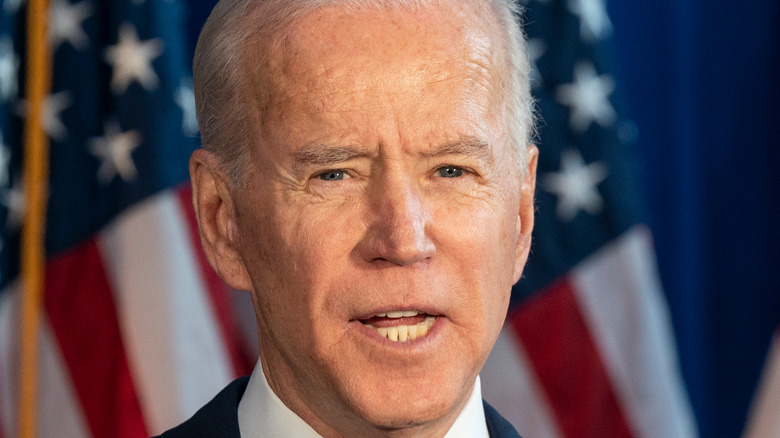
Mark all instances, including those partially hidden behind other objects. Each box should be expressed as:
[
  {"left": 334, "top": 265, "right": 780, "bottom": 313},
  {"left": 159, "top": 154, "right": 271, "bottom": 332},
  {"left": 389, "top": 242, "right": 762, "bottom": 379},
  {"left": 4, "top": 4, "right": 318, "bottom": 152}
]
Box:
[
  {"left": 608, "top": 1, "right": 780, "bottom": 437},
  {"left": 184, "top": 1, "right": 780, "bottom": 437}
]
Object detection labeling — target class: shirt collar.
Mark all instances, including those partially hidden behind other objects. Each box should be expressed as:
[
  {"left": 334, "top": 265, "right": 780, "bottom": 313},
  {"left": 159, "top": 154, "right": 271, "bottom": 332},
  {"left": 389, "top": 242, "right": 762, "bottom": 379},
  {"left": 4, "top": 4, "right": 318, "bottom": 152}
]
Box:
[{"left": 237, "top": 360, "right": 489, "bottom": 438}]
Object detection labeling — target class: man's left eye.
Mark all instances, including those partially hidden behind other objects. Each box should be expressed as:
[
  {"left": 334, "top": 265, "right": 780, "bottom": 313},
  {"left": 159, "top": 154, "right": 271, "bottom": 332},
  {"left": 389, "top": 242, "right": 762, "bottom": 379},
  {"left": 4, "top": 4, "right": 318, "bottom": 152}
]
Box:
[
  {"left": 436, "top": 166, "right": 464, "bottom": 178},
  {"left": 318, "top": 170, "right": 349, "bottom": 181}
]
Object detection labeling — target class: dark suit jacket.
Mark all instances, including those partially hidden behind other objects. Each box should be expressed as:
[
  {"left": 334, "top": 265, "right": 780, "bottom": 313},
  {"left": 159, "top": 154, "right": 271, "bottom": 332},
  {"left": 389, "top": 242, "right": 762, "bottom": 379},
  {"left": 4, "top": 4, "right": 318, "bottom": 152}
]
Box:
[{"left": 154, "top": 376, "right": 521, "bottom": 437}]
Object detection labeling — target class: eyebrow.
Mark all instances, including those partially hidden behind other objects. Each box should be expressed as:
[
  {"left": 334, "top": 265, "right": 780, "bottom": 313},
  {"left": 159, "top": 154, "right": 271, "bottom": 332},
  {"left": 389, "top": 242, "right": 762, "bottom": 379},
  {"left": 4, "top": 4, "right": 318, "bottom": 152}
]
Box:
[
  {"left": 291, "top": 143, "right": 366, "bottom": 174},
  {"left": 291, "top": 136, "right": 495, "bottom": 174},
  {"left": 422, "top": 136, "right": 495, "bottom": 167}
]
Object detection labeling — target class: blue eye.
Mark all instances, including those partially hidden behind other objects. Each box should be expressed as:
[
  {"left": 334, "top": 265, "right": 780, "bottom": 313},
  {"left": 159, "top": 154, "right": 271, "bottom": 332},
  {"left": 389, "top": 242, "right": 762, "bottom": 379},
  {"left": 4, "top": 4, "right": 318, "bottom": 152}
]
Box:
[
  {"left": 319, "top": 170, "right": 347, "bottom": 181},
  {"left": 437, "top": 166, "right": 464, "bottom": 178}
]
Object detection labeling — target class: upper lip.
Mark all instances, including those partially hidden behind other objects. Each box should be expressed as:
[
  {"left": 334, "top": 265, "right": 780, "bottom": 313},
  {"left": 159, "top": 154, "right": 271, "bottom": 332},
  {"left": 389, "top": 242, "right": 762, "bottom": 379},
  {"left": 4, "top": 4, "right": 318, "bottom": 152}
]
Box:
[{"left": 352, "top": 307, "right": 443, "bottom": 321}]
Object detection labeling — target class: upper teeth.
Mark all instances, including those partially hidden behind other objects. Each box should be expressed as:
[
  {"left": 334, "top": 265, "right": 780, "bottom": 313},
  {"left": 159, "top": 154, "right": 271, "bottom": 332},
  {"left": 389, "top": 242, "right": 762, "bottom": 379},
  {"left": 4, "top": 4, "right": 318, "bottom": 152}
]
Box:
[{"left": 377, "top": 310, "right": 420, "bottom": 318}]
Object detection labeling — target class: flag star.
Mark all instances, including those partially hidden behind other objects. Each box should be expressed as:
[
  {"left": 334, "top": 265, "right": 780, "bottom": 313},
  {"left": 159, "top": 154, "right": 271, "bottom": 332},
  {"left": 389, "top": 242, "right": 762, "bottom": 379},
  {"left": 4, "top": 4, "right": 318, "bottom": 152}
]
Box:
[
  {"left": 49, "top": 0, "right": 93, "bottom": 51},
  {"left": 90, "top": 121, "right": 142, "bottom": 184},
  {"left": 543, "top": 149, "right": 608, "bottom": 221},
  {"left": 0, "top": 37, "right": 20, "bottom": 101},
  {"left": 2, "top": 176, "right": 25, "bottom": 231},
  {"left": 105, "top": 23, "right": 163, "bottom": 94},
  {"left": 175, "top": 79, "right": 199, "bottom": 136},
  {"left": 17, "top": 91, "right": 72, "bottom": 141},
  {"left": 567, "top": 0, "right": 612, "bottom": 42},
  {"left": 4, "top": 0, "right": 24, "bottom": 14},
  {"left": 43, "top": 92, "right": 72, "bottom": 141},
  {"left": 0, "top": 131, "right": 11, "bottom": 187},
  {"left": 527, "top": 38, "right": 546, "bottom": 88},
  {"left": 556, "top": 61, "right": 615, "bottom": 132}
]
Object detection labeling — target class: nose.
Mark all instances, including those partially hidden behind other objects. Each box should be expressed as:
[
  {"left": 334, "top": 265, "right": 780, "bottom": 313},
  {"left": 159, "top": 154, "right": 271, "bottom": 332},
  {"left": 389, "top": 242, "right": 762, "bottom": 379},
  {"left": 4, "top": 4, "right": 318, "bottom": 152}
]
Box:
[{"left": 358, "top": 174, "right": 436, "bottom": 267}]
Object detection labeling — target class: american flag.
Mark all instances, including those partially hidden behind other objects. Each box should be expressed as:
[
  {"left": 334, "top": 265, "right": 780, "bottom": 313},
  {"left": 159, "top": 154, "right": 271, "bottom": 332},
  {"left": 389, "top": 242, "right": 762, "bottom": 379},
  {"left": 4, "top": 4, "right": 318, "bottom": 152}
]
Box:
[
  {"left": 0, "top": 0, "right": 253, "bottom": 436},
  {"left": 0, "top": 0, "right": 706, "bottom": 437},
  {"left": 480, "top": 0, "right": 699, "bottom": 436}
]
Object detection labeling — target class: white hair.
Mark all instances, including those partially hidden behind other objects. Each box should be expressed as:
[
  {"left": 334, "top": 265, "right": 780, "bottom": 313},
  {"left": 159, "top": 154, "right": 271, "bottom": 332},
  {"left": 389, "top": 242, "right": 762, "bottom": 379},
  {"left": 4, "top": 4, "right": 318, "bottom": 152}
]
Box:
[{"left": 193, "top": 0, "right": 535, "bottom": 186}]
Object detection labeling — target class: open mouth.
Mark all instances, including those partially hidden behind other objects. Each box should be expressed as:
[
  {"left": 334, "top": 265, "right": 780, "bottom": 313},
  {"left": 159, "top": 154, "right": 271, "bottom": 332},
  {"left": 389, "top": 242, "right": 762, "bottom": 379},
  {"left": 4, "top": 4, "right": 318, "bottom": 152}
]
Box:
[{"left": 359, "top": 311, "right": 437, "bottom": 343}]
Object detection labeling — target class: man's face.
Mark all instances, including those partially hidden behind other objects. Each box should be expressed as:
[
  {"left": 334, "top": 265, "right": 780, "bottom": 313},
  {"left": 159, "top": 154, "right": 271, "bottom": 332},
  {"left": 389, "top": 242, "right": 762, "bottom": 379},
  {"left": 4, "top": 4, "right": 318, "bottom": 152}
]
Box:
[{"left": 197, "top": 2, "right": 536, "bottom": 436}]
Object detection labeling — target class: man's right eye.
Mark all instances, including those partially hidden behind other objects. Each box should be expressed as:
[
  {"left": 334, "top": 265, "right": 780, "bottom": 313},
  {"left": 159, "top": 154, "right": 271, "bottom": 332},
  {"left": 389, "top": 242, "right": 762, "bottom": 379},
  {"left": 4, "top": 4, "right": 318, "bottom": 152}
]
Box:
[
  {"left": 436, "top": 166, "right": 465, "bottom": 178},
  {"left": 318, "top": 170, "right": 348, "bottom": 181}
]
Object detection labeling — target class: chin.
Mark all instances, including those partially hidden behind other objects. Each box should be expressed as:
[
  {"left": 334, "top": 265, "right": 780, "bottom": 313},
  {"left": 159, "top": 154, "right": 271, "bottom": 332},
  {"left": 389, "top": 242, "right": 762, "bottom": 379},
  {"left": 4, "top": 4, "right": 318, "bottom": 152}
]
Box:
[{"left": 339, "top": 367, "right": 472, "bottom": 434}]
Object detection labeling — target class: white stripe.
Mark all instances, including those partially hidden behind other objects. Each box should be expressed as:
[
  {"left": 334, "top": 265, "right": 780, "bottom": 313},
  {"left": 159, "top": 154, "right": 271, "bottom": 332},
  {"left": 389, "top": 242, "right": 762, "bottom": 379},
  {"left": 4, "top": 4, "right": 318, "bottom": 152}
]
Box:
[
  {"left": 0, "top": 285, "right": 91, "bottom": 438},
  {"left": 743, "top": 332, "right": 780, "bottom": 438},
  {"left": 36, "top": 317, "right": 92, "bottom": 438},
  {"left": 571, "top": 226, "right": 698, "bottom": 438},
  {"left": 0, "top": 285, "right": 19, "bottom": 438},
  {"left": 98, "top": 190, "right": 234, "bottom": 435},
  {"left": 482, "top": 326, "right": 563, "bottom": 438}
]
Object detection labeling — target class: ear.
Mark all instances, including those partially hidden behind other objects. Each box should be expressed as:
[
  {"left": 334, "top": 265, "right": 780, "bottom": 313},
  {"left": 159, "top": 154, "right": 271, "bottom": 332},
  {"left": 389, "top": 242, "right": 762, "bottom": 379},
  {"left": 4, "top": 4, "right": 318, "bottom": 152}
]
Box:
[
  {"left": 190, "top": 149, "right": 254, "bottom": 292},
  {"left": 512, "top": 145, "right": 538, "bottom": 284}
]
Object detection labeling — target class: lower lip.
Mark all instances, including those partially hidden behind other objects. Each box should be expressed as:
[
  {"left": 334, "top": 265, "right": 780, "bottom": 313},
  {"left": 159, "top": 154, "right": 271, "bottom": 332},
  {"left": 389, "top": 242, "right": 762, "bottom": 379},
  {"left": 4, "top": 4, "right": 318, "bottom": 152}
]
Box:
[{"left": 349, "top": 316, "right": 444, "bottom": 347}]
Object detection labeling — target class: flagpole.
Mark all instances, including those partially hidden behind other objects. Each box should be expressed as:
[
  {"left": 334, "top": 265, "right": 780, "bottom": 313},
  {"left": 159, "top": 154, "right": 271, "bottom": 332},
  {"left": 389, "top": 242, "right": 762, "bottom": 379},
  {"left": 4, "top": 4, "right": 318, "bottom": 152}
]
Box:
[{"left": 20, "top": 0, "right": 52, "bottom": 436}]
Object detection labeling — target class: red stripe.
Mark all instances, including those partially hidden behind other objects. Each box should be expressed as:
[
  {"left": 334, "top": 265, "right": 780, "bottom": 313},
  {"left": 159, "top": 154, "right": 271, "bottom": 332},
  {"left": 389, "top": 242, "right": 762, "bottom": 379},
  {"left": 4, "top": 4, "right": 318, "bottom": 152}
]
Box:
[
  {"left": 45, "top": 240, "right": 148, "bottom": 438},
  {"left": 508, "top": 278, "right": 635, "bottom": 438},
  {"left": 177, "top": 185, "right": 254, "bottom": 377}
]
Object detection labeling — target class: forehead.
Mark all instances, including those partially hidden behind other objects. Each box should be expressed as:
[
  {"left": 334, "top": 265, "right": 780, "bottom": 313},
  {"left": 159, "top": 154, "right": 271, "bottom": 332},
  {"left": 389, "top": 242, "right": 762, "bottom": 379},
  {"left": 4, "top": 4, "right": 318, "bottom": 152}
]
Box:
[
  {"left": 280, "top": 2, "right": 497, "bottom": 71},
  {"left": 244, "top": 1, "right": 507, "bottom": 153},
  {"left": 264, "top": 3, "right": 500, "bottom": 98}
]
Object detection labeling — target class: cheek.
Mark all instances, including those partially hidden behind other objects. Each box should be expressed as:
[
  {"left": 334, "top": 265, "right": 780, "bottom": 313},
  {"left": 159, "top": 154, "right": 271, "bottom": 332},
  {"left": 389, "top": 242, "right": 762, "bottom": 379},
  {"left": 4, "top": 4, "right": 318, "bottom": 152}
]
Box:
[
  {"left": 431, "top": 196, "right": 518, "bottom": 301},
  {"left": 237, "top": 204, "right": 345, "bottom": 358},
  {"left": 266, "top": 199, "right": 365, "bottom": 308},
  {"left": 434, "top": 188, "right": 518, "bottom": 259}
]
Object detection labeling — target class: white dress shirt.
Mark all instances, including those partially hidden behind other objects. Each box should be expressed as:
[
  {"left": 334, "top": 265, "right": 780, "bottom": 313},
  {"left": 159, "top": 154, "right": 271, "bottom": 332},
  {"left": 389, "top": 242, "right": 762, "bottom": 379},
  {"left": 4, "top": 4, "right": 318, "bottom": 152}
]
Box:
[{"left": 238, "top": 360, "right": 489, "bottom": 437}]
